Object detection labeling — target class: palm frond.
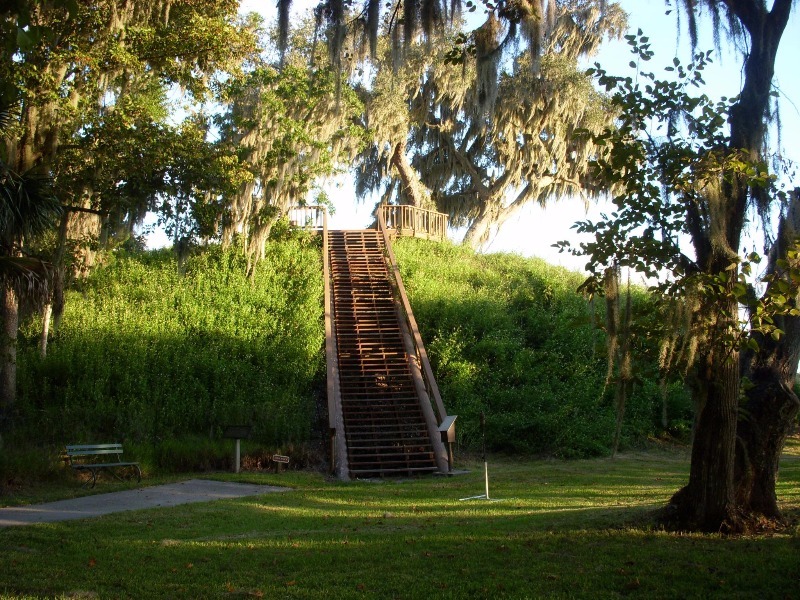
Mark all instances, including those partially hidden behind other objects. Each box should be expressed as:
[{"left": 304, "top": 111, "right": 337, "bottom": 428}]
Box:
[
  {"left": 0, "top": 256, "right": 55, "bottom": 302},
  {"left": 0, "top": 163, "right": 63, "bottom": 249}
]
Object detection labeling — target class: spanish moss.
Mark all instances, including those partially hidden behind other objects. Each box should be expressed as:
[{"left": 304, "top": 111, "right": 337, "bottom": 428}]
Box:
[
  {"left": 404, "top": 0, "right": 419, "bottom": 49},
  {"left": 474, "top": 14, "right": 503, "bottom": 114}
]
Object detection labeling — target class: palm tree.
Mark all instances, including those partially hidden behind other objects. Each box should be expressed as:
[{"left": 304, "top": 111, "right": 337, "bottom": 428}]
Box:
[{"left": 0, "top": 104, "right": 62, "bottom": 439}]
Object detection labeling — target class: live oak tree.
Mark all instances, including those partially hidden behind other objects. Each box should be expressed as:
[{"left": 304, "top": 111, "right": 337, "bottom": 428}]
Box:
[
  {"left": 358, "top": 2, "right": 624, "bottom": 249},
  {"left": 567, "top": 2, "right": 797, "bottom": 530},
  {"left": 0, "top": 0, "right": 257, "bottom": 415},
  {"left": 654, "top": 0, "right": 798, "bottom": 532}
]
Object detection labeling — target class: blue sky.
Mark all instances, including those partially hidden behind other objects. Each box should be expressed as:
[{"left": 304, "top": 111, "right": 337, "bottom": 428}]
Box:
[{"left": 485, "top": 0, "right": 800, "bottom": 269}]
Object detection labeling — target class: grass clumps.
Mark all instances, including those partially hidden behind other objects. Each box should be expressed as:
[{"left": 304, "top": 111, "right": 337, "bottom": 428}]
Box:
[
  {"left": 13, "top": 233, "right": 324, "bottom": 455},
  {"left": 394, "top": 237, "right": 691, "bottom": 458}
]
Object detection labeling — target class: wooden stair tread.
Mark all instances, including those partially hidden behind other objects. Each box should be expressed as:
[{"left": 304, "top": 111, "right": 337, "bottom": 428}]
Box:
[{"left": 328, "top": 229, "right": 438, "bottom": 477}]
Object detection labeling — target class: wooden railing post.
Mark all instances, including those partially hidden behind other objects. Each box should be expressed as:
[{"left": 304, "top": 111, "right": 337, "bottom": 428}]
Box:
[{"left": 287, "top": 205, "right": 327, "bottom": 230}]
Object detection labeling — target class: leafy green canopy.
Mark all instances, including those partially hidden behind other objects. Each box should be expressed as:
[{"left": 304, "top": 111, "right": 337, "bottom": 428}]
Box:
[{"left": 561, "top": 36, "right": 798, "bottom": 367}]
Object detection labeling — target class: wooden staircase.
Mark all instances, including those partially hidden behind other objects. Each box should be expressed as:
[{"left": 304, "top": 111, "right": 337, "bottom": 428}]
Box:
[{"left": 328, "top": 230, "right": 440, "bottom": 477}]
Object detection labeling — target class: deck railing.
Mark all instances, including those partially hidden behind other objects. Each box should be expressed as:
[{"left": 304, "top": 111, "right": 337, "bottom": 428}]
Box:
[
  {"left": 378, "top": 204, "right": 448, "bottom": 242},
  {"left": 288, "top": 205, "right": 327, "bottom": 230}
]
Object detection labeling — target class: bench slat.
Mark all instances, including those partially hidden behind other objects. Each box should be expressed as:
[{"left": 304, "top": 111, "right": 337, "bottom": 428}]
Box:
[
  {"left": 66, "top": 444, "right": 123, "bottom": 450},
  {"left": 66, "top": 445, "right": 124, "bottom": 456},
  {"left": 64, "top": 443, "right": 141, "bottom": 488}
]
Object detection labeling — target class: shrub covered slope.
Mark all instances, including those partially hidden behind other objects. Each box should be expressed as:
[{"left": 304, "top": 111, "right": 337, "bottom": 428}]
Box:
[
  {"left": 394, "top": 237, "right": 688, "bottom": 457},
  {"left": 15, "top": 234, "right": 324, "bottom": 448},
  {"left": 11, "top": 233, "right": 686, "bottom": 464}
]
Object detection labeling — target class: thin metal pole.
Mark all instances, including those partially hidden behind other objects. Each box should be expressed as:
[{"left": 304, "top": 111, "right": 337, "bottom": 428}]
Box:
[
  {"left": 235, "top": 439, "right": 241, "bottom": 474},
  {"left": 481, "top": 412, "right": 489, "bottom": 500}
]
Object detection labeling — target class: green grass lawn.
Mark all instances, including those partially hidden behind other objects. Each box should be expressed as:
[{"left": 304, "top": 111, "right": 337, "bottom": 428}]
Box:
[{"left": 1, "top": 443, "right": 798, "bottom": 599}]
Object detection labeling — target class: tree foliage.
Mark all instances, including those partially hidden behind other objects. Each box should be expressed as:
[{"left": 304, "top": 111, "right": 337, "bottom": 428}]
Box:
[
  {"left": 216, "top": 44, "right": 367, "bottom": 273},
  {"left": 355, "top": 1, "right": 624, "bottom": 248},
  {"left": 565, "top": 14, "right": 799, "bottom": 530}
]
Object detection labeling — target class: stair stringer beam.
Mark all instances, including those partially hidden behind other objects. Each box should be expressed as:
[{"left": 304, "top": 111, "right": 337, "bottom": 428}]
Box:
[
  {"left": 394, "top": 299, "right": 450, "bottom": 473},
  {"left": 324, "top": 225, "right": 350, "bottom": 480},
  {"left": 326, "top": 302, "right": 350, "bottom": 481}
]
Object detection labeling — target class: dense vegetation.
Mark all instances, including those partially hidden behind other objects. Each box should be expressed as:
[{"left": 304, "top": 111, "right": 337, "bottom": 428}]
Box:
[
  {"left": 2, "top": 232, "right": 691, "bottom": 483},
  {"left": 395, "top": 238, "right": 690, "bottom": 457},
  {"left": 12, "top": 230, "right": 324, "bottom": 455}
]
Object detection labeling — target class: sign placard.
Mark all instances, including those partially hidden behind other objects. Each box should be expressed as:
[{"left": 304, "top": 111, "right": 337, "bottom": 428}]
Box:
[
  {"left": 223, "top": 425, "right": 252, "bottom": 439},
  {"left": 272, "top": 454, "right": 290, "bottom": 464}
]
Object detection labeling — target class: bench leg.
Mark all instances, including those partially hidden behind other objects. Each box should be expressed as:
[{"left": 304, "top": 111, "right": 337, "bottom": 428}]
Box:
[
  {"left": 74, "top": 464, "right": 140, "bottom": 487},
  {"left": 106, "top": 466, "right": 124, "bottom": 483},
  {"left": 108, "top": 464, "right": 141, "bottom": 484}
]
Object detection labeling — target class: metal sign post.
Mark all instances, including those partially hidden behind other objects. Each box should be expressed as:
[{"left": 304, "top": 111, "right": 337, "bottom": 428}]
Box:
[
  {"left": 460, "top": 411, "right": 503, "bottom": 502},
  {"left": 223, "top": 425, "right": 252, "bottom": 473},
  {"left": 482, "top": 411, "right": 489, "bottom": 500}
]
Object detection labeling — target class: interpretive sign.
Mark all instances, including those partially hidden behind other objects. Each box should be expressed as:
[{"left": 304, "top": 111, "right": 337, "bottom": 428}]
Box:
[{"left": 223, "top": 425, "right": 252, "bottom": 439}]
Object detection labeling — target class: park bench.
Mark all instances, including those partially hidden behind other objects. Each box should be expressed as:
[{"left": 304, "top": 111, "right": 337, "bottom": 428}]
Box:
[{"left": 64, "top": 443, "right": 141, "bottom": 488}]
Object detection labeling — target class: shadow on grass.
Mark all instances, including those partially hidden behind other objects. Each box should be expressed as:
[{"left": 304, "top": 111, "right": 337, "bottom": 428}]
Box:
[
  {"left": 1, "top": 452, "right": 797, "bottom": 598},
  {"left": 2, "top": 494, "right": 798, "bottom": 599}
]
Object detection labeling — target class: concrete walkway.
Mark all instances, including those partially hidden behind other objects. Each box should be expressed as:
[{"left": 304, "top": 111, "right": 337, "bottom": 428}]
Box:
[{"left": 0, "top": 479, "right": 289, "bottom": 527}]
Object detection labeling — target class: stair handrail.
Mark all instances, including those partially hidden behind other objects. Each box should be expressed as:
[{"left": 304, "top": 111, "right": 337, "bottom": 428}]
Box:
[
  {"left": 376, "top": 208, "right": 448, "bottom": 424},
  {"left": 378, "top": 204, "right": 448, "bottom": 242},
  {"left": 321, "top": 207, "right": 349, "bottom": 478}
]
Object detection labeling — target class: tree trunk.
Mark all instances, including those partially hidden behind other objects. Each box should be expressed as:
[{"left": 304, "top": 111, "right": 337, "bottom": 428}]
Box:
[
  {"left": 461, "top": 201, "right": 497, "bottom": 250},
  {"left": 0, "top": 285, "right": 19, "bottom": 434},
  {"left": 66, "top": 200, "right": 102, "bottom": 279},
  {"left": 735, "top": 189, "right": 800, "bottom": 521},
  {"left": 669, "top": 291, "right": 741, "bottom": 531},
  {"left": 462, "top": 195, "right": 528, "bottom": 251},
  {"left": 39, "top": 302, "right": 52, "bottom": 358},
  {"left": 735, "top": 368, "right": 800, "bottom": 519},
  {"left": 391, "top": 140, "right": 434, "bottom": 210}
]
